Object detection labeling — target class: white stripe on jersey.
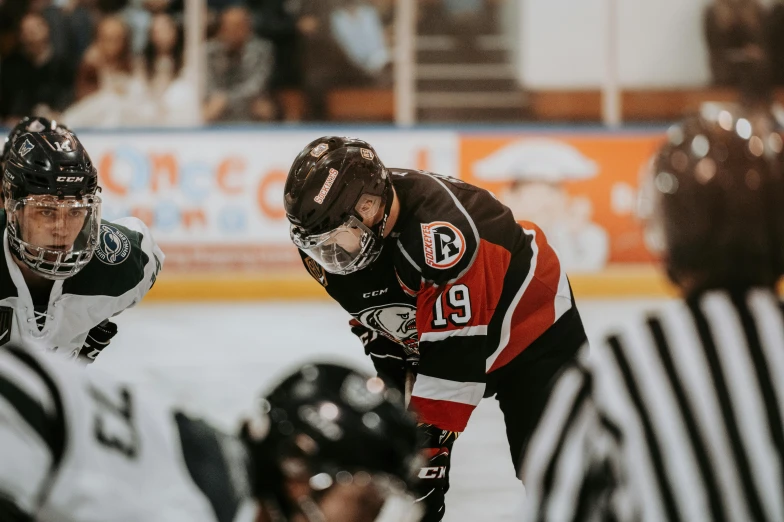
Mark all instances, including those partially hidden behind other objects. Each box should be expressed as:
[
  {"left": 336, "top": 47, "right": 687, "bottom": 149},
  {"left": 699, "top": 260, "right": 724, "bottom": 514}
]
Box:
[
  {"left": 656, "top": 301, "right": 738, "bottom": 520},
  {"left": 411, "top": 375, "right": 485, "bottom": 406},
  {"left": 0, "top": 351, "right": 57, "bottom": 417},
  {"left": 522, "top": 289, "right": 784, "bottom": 522},
  {"left": 553, "top": 266, "right": 572, "bottom": 324},
  {"left": 0, "top": 399, "right": 52, "bottom": 514},
  {"left": 702, "top": 294, "right": 784, "bottom": 521},
  {"left": 748, "top": 290, "right": 784, "bottom": 439},
  {"left": 419, "top": 325, "right": 487, "bottom": 342},
  {"left": 486, "top": 226, "right": 538, "bottom": 372}
]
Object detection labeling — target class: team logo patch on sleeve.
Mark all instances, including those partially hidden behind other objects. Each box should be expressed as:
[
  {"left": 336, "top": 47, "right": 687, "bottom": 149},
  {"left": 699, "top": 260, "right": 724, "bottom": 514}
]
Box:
[
  {"left": 96, "top": 224, "right": 132, "bottom": 265},
  {"left": 305, "top": 257, "right": 328, "bottom": 287},
  {"left": 421, "top": 221, "right": 466, "bottom": 269},
  {"left": 0, "top": 307, "right": 12, "bottom": 346}
]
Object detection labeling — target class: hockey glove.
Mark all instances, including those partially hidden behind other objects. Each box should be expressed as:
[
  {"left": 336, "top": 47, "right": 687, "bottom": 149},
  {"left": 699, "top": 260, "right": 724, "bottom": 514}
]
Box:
[
  {"left": 349, "top": 319, "right": 418, "bottom": 393},
  {"left": 78, "top": 320, "right": 118, "bottom": 364},
  {"left": 414, "top": 423, "right": 459, "bottom": 522}
]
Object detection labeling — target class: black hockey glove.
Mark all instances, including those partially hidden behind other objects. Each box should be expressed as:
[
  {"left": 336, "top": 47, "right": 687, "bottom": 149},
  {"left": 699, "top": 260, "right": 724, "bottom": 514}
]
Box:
[
  {"left": 349, "top": 319, "right": 418, "bottom": 393},
  {"left": 78, "top": 320, "right": 118, "bottom": 364},
  {"left": 414, "top": 423, "right": 459, "bottom": 522}
]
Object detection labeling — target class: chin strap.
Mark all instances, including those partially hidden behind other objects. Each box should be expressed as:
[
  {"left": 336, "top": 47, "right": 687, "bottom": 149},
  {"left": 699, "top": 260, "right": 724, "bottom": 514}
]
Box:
[{"left": 375, "top": 177, "right": 395, "bottom": 239}]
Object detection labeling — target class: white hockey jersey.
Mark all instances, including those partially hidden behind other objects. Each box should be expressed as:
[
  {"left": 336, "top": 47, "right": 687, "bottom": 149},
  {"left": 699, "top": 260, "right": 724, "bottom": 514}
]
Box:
[
  {"left": 0, "top": 345, "right": 258, "bottom": 522},
  {"left": 0, "top": 213, "right": 163, "bottom": 358}
]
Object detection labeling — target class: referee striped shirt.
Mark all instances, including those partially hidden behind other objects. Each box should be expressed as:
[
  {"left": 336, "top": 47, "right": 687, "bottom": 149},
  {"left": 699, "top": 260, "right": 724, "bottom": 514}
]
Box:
[{"left": 522, "top": 288, "right": 784, "bottom": 522}]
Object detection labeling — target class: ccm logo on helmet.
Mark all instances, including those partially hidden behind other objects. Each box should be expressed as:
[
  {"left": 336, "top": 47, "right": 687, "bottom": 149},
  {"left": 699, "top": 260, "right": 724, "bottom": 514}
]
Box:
[
  {"left": 421, "top": 221, "right": 466, "bottom": 269},
  {"left": 56, "top": 176, "right": 84, "bottom": 182},
  {"left": 313, "top": 168, "right": 339, "bottom": 204},
  {"left": 418, "top": 466, "right": 447, "bottom": 479}
]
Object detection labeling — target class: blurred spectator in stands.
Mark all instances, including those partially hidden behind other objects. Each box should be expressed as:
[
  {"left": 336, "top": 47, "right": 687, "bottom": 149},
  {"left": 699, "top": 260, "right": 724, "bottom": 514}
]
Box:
[
  {"left": 0, "top": 2, "right": 25, "bottom": 60},
  {"left": 62, "top": 15, "right": 149, "bottom": 126},
  {"left": 295, "top": 0, "right": 338, "bottom": 120},
  {"left": 27, "top": 0, "right": 72, "bottom": 63},
  {"left": 330, "top": 0, "right": 391, "bottom": 80},
  {"left": 73, "top": 15, "right": 135, "bottom": 100},
  {"left": 295, "top": 0, "right": 392, "bottom": 120},
  {"left": 705, "top": 0, "right": 767, "bottom": 87},
  {"left": 64, "top": 0, "right": 129, "bottom": 69},
  {"left": 120, "top": 0, "right": 183, "bottom": 57},
  {"left": 141, "top": 13, "right": 200, "bottom": 125},
  {"left": 248, "top": 0, "right": 300, "bottom": 90},
  {"left": 246, "top": 0, "right": 303, "bottom": 120},
  {"left": 204, "top": 6, "right": 275, "bottom": 122},
  {"left": 64, "top": 0, "right": 99, "bottom": 65},
  {"left": 766, "top": 0, "right": 784, "bottom": 86},
  {"left": 0, "top": 12, "right": 74, "bottom": 124}
]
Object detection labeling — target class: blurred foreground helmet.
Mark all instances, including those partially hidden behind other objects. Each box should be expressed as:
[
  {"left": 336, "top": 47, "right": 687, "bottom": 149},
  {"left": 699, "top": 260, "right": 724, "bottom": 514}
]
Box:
[
  {"left": 243, "top": 362, "right": 422, "bottom": 522},
  {"left": 2, "top": 127, "right": 101, "bottom": 279},
  {"left": 638, "top": 107, "right": 784, "bottom": 292},
  {"left": 284, "top": 136, "right": 392, "bottom": 275}
]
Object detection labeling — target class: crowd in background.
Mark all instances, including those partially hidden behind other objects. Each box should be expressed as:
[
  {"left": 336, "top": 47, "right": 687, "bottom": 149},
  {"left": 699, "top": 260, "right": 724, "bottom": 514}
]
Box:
[
  {"left": 30, "top": 0, "right": 784, "bottom": 129},
  {"left": 0, "top": 0, "right": 397, "bottom": 126},
  {"left": 0, "top": 0, "right": 504, "bottom": 127}
]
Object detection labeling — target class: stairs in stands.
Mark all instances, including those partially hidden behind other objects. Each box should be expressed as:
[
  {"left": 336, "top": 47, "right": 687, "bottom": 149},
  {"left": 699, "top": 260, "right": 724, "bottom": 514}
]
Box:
[{"left": 415, "top": 34, "right": 528, "bottom": 122}]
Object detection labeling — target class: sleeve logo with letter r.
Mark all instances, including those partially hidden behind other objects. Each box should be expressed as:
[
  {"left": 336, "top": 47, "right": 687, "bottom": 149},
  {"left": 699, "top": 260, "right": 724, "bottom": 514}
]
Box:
[
  {"left": 421, "top": 221, "right": 465, "bottom": 269},
  {"left": 96, "top": 224, "right": 132, "bottom": 265}
]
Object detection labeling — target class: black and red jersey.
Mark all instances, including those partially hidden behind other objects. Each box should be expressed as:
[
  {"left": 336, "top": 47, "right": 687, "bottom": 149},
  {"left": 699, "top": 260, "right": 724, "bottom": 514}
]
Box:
[{"left": 299, "top": 169, "right": 576, "bottom": 433}]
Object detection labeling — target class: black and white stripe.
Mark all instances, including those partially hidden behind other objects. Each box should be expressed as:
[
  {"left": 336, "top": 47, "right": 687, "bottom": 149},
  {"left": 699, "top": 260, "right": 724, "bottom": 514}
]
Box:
[
  {"left": 0, "top": 346, "right": 67, "bottom": 513},
  {"left": 523, "top": 289, "right": 784, "bottom": 521}
]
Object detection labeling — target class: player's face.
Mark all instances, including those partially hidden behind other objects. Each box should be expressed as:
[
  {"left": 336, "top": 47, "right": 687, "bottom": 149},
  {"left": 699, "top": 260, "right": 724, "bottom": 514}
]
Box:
[{"left": 19, "top": 197, "right": 89, "bottom": 253}]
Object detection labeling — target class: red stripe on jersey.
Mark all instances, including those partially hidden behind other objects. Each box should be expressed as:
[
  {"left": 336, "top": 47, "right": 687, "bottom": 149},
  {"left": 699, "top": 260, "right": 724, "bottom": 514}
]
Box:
[
  {"left": 409, "top": 396, "right": 477, "bottom": 433},
  {"left": 395, "top": 268, "right": 419, "bottom": 297},
  {"left": 416, "top": 239, "right": 511, "bottom": 336},
  {"left": 487, "top": 221, "right": 562, "bottom": 373}
]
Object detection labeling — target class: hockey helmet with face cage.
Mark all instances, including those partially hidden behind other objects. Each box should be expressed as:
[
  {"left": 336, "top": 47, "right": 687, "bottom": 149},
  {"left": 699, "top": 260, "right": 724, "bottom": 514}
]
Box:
[
  {"left": 284, "top": 136, "right": 393, "bottom": 275},
  {"left": 2, "top": 127, "right": 101, "bottom": 280}
]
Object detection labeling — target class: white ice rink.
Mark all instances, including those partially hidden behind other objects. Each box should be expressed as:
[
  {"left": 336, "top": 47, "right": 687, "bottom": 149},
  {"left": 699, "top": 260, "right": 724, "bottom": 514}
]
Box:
[{"left": 92, "top": 298, "right": 668, "bottom": 522}]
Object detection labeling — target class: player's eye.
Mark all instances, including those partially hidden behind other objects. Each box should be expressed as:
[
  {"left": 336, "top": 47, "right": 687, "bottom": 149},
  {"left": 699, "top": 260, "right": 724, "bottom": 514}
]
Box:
[
  {"left": 38, "top": 209, "right": 55, "bottom": 218},
  {"left": 68, "top": 209, "right": 86, "bottom": 218}
]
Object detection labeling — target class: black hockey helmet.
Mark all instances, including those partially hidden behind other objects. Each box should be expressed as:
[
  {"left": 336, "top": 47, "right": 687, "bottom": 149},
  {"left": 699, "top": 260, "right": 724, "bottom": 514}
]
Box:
[
  {"left": 284, "top": 136, "right": 392, "bottom": 274},
  {"left": 1, "top": 117, "right": 69, "bottom": 171},
  {"left": 2, "top": 127, "right": 101, "bottom": 279},
  {"left": 639, "top": 107, "right": 784, "bottom": 293},
  {"left": 242, "top": 362, "right": 422, "bottom": 521}
]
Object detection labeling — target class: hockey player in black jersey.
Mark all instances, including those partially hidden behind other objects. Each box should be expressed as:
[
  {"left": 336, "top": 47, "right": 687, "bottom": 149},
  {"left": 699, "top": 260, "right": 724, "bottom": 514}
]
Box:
[
  {"left": 283, "top": 136, "right": 588, "bottom": 520},
  {"left": 0, "top": 117, "right": 162, "bottom": 363},
  {"left": 0, "top": 344, "right": 423, "bottom": 522}
]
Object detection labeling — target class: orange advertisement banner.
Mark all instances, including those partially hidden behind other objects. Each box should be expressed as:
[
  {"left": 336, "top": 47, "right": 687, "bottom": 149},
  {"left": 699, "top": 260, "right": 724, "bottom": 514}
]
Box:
[{"left": 459, "top": 133, "right": 665, "bottom": 271}]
